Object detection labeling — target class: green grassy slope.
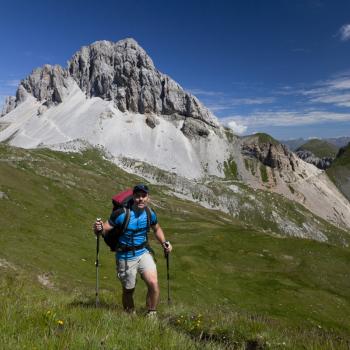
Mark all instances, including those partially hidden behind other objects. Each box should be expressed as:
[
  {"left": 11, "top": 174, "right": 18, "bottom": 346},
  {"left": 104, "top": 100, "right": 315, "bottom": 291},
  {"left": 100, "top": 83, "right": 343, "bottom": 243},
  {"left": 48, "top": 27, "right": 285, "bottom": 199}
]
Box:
[
  {"left": 243, "top": 133, "right": 280, "bottom": 146},
  {"left": 327, "top": 142, "right": 350, "bottom": 201},
  {"left": 1, "top": 144, "right": 350, "bottom": 349},
  {"left": 296, "top": 139, "right": 339, "bottom": 158}
]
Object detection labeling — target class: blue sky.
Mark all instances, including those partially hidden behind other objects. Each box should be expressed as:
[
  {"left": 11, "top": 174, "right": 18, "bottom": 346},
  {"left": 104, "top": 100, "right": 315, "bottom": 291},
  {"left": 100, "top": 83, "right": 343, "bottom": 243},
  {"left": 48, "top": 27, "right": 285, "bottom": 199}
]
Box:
[{"left": 1, "top": 0, "right": 350, "bottom": 140}]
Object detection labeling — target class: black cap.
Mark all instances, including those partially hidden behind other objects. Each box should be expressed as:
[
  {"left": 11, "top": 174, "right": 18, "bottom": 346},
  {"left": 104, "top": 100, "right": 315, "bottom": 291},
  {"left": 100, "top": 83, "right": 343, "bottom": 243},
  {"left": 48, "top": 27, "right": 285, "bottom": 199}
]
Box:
[{"left": 133, "top": 184, "right": 149, "bottom": 194}]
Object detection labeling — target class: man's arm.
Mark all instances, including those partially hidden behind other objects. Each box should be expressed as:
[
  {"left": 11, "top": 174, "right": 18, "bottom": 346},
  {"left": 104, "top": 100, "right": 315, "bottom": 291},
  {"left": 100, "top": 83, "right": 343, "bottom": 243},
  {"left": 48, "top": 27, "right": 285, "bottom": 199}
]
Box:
[{"left": 151, "top": 223, "right": 172, "bottom": 253}]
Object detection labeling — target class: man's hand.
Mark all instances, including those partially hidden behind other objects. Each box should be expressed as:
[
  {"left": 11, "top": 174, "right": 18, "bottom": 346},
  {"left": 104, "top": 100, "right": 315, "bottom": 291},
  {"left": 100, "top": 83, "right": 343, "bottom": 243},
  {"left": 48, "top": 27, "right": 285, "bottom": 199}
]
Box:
[
  {"left": 162, "top": 241, "right": 172, "bottom": 254},
  {"left": 93, "top": 218, "right": 104, "bottom": 236}
]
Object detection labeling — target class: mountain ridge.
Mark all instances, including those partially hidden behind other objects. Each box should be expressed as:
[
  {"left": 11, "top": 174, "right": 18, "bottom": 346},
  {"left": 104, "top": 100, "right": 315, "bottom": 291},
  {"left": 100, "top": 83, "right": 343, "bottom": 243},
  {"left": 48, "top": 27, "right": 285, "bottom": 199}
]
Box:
[
  {"left": 1, "top": 38, "right": 350, "bottom": 234},
  {"left": 281, "top": 137, "right": 350, "bottom": 151},
  {"left": 296, "top": 139, "right": 338, "bottom": 158}
]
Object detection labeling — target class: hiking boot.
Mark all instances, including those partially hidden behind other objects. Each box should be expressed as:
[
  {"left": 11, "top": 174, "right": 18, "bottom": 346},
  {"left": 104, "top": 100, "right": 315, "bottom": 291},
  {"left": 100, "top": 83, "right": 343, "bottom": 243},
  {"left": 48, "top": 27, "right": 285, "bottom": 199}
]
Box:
[
  {"left": 124, "top": 308, "right": 136, "bottom": 315},
  {"left": 146, "top": 310, "right": 157, "bottom": 319}
]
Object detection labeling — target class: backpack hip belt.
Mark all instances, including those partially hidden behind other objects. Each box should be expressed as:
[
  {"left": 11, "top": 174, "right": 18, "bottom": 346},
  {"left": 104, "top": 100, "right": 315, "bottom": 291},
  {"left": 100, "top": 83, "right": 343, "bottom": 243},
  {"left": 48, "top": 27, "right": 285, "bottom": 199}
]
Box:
[{"left": 117, "top": 242, "right": 148, "bottom": 252}]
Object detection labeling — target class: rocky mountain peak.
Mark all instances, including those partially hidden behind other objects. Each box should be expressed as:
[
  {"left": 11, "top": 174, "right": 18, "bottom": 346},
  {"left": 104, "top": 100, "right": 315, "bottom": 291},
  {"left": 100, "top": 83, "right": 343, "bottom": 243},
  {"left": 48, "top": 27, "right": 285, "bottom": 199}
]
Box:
[
  {"left": 2, "top": 38, "right": 218, "bottom": 133},
  {"left": 67, "top": 38, "right": 218, "bottom": 129}
]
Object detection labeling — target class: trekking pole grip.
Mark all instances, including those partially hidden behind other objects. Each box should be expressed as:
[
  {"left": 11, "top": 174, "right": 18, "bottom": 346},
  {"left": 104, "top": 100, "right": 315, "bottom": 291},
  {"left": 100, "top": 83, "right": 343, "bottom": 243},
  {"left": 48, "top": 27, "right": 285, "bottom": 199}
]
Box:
[
  {"left": 163, "top": 241, "right": 170, "bottom": 258},
  {"left": 96, "top": 217, "right": 103, "bottom": 236}
]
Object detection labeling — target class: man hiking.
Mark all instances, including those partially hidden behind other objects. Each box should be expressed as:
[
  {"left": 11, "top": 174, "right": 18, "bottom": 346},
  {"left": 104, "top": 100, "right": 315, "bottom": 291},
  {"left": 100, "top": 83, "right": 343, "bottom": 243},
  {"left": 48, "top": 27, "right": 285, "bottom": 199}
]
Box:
[{"left": 93, "top": 184, "right": 172, "bottom": 316}]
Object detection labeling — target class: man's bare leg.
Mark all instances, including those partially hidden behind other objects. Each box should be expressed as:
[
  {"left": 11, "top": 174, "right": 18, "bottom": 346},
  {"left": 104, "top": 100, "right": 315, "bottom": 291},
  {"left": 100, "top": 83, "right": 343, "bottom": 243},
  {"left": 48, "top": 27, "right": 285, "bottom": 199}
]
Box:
[
  {"left": 122, "top": 287, "right": 135, "bottom": 312},
  {"left": 142, "top": 270, "right": 159, "bottom": 310}
]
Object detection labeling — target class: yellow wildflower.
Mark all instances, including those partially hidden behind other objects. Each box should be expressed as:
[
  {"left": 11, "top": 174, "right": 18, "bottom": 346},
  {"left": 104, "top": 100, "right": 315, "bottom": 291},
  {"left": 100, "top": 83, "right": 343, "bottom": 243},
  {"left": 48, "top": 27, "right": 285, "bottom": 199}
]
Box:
[{"left": 57, "top": 320, "right": 64, "bottom": 326}]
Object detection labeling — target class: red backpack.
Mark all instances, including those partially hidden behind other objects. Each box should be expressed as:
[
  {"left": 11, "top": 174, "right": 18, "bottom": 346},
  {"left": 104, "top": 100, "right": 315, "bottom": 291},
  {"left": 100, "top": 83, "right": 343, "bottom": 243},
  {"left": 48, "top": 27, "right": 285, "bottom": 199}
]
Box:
[{"left": 111, "top": 188, "right": 133, "bottom": 211}]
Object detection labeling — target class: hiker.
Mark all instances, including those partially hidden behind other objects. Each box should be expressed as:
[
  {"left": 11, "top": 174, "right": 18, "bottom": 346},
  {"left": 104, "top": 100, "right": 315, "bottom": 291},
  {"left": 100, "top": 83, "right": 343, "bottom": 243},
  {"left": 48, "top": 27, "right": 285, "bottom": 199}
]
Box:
[{"left": 93, "top": 184, "right": 172, "bottom": 316}]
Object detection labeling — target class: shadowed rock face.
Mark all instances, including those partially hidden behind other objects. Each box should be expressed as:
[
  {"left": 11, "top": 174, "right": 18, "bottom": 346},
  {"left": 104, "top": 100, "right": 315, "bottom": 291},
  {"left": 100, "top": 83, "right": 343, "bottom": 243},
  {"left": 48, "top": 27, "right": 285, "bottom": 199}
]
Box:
[
  {"left": 19, "top": 65, "right": 70, "bottom": 107},
  {"left": 296, "top": 150, "right": 333, "bottom": 170},
  {"left": 242, "top": 140, "right": 298, "bottom": 172},
  {"left": 67, "top": 39, "right": 218, "bottom": 128},
  {"left": 181, "top": 118, "right": 210, "bottom": 139}
]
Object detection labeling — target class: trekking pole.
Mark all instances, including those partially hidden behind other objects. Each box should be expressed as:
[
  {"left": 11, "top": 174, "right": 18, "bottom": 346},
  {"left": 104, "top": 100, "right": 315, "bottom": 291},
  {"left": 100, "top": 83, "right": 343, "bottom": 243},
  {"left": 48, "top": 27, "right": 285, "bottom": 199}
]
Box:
[
  {"left": 166, "top": 253, "right": 170, "bottom": 305},
  {"left": 95, "top": 218, "right": 102, "bottom": 307},
  {"left": 164, "top": 243, "right": 171, "bottom": 305}
]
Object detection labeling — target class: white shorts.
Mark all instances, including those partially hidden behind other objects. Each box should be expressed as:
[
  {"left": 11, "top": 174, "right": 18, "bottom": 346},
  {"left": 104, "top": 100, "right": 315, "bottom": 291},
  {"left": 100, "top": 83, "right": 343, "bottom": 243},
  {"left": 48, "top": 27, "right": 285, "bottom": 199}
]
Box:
[{"left": 117, "top": 252, "right": 157, "bottom": 289}]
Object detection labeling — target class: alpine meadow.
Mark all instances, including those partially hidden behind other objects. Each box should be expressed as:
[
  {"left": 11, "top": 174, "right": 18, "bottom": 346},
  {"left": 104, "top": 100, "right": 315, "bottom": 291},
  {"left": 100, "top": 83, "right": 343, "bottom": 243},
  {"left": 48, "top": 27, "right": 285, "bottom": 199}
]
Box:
[{"left": 1, "top": 143, "right": 350, "bottom": 349}]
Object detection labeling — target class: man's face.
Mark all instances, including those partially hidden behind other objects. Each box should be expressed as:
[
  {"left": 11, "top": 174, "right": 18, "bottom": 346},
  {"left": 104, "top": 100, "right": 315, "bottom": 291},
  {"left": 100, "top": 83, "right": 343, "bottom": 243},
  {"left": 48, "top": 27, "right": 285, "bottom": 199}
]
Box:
[{"left": 133, "top": 191, "right": 149, "bottom": 209}]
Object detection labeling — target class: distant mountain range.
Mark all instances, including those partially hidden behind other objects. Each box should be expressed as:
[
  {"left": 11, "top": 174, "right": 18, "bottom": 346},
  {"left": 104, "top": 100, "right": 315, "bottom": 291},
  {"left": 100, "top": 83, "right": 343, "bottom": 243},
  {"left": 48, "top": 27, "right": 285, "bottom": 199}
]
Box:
[
  {"left": 281, "top": 137, "right": 350, "bottom": 151},
  {"left": 293, "top": 139, "right": 338, "bottom": 170},
  {"left": 281, "top": 137, "right": 350, "bottom": 171}
]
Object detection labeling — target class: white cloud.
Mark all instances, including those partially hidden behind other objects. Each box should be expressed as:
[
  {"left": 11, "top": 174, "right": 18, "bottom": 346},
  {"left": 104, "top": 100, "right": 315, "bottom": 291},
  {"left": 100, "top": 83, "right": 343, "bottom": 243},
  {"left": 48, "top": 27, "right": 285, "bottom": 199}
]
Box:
[
  {"left": 230, "top": 97, "right": 275, "bottom": 105},
  {"left": 291, "top": 48, "right": 311, "bottom": 53},
  {"left": 299, "top": 74, "right": 350, "bottom": 107},
  {"left": 7, "top": 80, "right": 20, "bottom": 87},
  {"left": 205, "top": 96, "right": 275, "bottom": 114},
  {"left": 221, "top": 110, "right": 350, "bottom": 128},
  {"left": 0, "top": 79, "right": 20, "bottom": 88},
  {"left": 310, "top": 93, "right": 350, "bottom": 107},
  {"left": 188, "top": 88, "right": 223, "bottom": 97},
  {"left": 339, "top": 24, "right": 350, "bottom": 41},
  {"left": 188, "top": 87, "right": 275, "bottom": 114},
  {"left": 227, "top": 120, "right": 247, "bottom": 134},
  {"left": 327, "top": 76, "right": 350, "bottom": 90},
  {"left": 208, "top": 105, "right": 232, "bottom": 113}
]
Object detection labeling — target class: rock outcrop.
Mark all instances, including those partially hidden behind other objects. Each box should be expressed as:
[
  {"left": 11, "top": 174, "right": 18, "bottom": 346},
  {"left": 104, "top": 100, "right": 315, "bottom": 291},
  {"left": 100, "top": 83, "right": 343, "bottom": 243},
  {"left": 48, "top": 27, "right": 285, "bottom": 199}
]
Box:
[
  {"left": 242, "top": 138, "right": 298, "bottom": 172},
  {"left": 181, "top": 118, "right": 210, "bottom": 139},
  {"left": 68, "top": 39, "right": 218, "bottom": 128},
  {"left": 295, "top": 150, "right": 333, "bottom": 170},
  {"left": 18, "top": 65, "right": 70, "bottom": 107},
  {"left": 1, "top": 96, "right": 16, "bottom": 117}
]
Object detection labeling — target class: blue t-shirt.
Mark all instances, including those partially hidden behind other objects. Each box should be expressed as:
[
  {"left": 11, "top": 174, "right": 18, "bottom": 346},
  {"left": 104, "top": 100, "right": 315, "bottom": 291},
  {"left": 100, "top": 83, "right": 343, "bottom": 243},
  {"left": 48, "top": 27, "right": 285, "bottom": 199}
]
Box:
[{"left": 108, "top": 207, "right": 157, "bottom": 260}]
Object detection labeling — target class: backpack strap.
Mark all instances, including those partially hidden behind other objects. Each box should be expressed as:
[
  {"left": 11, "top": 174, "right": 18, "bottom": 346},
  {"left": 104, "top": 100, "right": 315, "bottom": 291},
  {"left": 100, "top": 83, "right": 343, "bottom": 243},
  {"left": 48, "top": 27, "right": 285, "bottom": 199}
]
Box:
[
  {"left": 121, "top": 208, "right": 131, "bottom": 233},
  {"left": 144, "top": 207, "right": 156, "bottom": 261},
  {"left": 130, "top": 207, "right": 151, "bottom": 257},
  {"left": 145, "top": 207, "right": 151, "bottom": 233}
]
